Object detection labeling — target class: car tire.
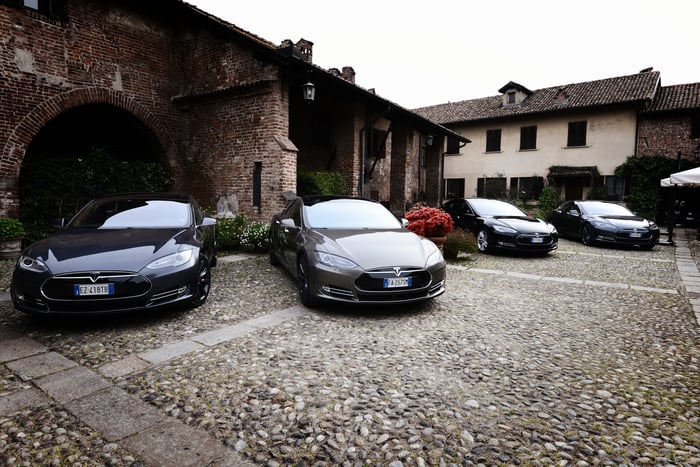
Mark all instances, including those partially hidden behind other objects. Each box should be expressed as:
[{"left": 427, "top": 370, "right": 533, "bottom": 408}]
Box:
[
  {"left": 581, "top": 224, "right": 595, "bottom": 246},
  {"left": 189, "top": 258, "right": 211, "bottom": 308},
  {"left": 269, "top": 241, "right": 280, "bottom": 266},
  {"left": 297, "top": 255, "right": 318, "bottom": 307},
  {"left": 476, "top": 229, "right": 492, "bottom": 253}
]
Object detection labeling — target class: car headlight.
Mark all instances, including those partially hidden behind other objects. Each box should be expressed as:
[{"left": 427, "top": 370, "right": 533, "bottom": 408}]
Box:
[
  {"left": 17, "top": 255, "right": 49, "bottom": 274},
  {"left": 649, "top": 223, "right": 659, "bottom": 231},
  {"left": 493, "top": 225, "right": 517, "bottom": 234},
  {"left": 314, "top": 251, "right": 358, "bottom": 269},
  {"left": 145, "top": 248, "right": 194, "bottom": 270},
  {"left": 425, "top": 247, "right": 444, "bottom": 268},
  {"left": 590, "top": 219, "right": 613, "bottom": 229}
]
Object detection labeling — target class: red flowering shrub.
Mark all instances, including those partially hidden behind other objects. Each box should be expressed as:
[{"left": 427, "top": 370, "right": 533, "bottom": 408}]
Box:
[{"left": 404, "top": 206, "right": 454, "bottom": 237}]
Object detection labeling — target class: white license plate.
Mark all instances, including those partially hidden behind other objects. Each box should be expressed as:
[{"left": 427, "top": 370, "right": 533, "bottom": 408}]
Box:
[
  {"left": 629, "top": 232, "right": 642, "bottom": 238},
  {"left": 384, "top": 277, "right": 411, "bottom": 288},
  {"left": 74, "top": 284, "right": 115, "bottom": 296},
  {"left": 531, "top": 237, "right": 544, "bottom": 243}
]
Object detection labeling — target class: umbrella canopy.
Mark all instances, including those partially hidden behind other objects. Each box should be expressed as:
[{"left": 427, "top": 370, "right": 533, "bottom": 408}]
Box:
[{"left": 660, "top": 166, "right": 700, "bottom": 187}]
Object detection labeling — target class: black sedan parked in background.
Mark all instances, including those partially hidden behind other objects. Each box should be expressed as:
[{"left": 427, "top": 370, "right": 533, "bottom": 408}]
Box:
[
  {"left": 269, "top": 196, "right": 446, "bottom": 307},
  {"left": 441, "top": 198, "right": 558, "bottom": 254},
  {"left": 548, "top": 200, "right": 659, "bottom": 249},
  {"left": 11, "top": 193, "right": 217, "bottom": 315}
]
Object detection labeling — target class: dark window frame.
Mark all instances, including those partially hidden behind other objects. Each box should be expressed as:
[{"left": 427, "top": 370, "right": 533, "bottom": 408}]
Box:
[
  {"left": 485, "top": 129, "right": 501, "bottom": 152},
  {"left": 444, "top": 178, "right": 465, "bottom": 199},
  {"left": 519, "top": 125, "right": 537, "bottom": 150},
  {"left": 567, "top": 121, "right": 587, "bottom": 147}
]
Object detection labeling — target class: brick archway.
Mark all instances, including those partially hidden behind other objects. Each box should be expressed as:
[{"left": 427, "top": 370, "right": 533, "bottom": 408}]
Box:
[{"left": 1, "top": 87, "right": 180, "bottom": 180}]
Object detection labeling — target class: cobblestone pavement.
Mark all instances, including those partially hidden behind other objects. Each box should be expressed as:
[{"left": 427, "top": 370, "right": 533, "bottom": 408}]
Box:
[{"left": 0, "top": 232, "right": 698, "bottom": 466}]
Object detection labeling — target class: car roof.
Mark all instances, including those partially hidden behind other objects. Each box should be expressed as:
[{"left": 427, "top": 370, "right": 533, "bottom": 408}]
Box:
[{"left": 300, "top": 195, "right": 377, "bottom": 206}]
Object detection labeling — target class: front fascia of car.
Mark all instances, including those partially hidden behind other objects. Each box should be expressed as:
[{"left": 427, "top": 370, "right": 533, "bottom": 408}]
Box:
[
  {"left": 303, "top": 229, "right": 446, "bottom": 305},
  {"left": 486, "top": 218, "right": 558, "bottom": 252},
  {"left": 583, "top": 214, "right": 660, "bottom": 246},
  {"left": 11, "top": 231, "right": 204, "bottom": 314}
]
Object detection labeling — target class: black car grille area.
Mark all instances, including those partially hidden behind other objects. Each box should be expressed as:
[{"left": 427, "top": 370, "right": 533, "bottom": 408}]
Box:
[
  {"left": 42, "top": 272, "right": 150, "bottom": 302},
  {"left": 355, "top": 268, "right": 431, "bottom": 292},
  {"left": 514, "top": 234, "right": 554, "bottom": 246}
]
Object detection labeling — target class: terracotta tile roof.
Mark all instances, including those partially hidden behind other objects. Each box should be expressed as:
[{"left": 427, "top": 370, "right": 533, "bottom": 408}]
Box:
[
  {"left": 414, "top": 71, "right": 661, "bottom": 125},
  {"left": 643, "top": 83, "right": 700, "bottom": 113}
]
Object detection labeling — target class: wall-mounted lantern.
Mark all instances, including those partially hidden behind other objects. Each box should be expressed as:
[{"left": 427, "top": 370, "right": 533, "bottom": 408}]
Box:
[
  {"left": 425, "top": 135, "right": 434, "bottom": 146},
  {"left": 302, "top": 79, "right": 315, "bottom": 103}
]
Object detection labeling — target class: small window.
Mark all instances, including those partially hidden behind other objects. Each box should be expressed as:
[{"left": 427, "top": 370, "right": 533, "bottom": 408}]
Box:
[
  {"left": 22, "top": 0, "right": 66, "bottom": 19},
  {"left": 253, "top": 161, "right": 262, "bottom": 211},
  {"left": 477, "top": 177, "right": 507, "bottom": 198},
  {"left": 691, "top": 116, "right": 700, "bottom": 139},
  {"left": 568, "top": 121, "right": 587, "bottom": 147},
  {"left": 485, "top": 129, "right": 501, "bottom": 152},
  {"left": 520, "top": 126, "right": 537, "bottom": 150},
  {"left": 507, "top": 92, "right": 516, "bottom": 104},
  {"left": 369, "top": 128, "right": 386, "bottom": 159},
  {"left": 444, "top": 179, "right": 465, "bottom": 199}
]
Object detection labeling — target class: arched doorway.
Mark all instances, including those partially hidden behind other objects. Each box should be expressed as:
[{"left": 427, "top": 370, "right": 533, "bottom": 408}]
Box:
[{"left": 19, "top": 104, "right": 172, "bottom": 242}]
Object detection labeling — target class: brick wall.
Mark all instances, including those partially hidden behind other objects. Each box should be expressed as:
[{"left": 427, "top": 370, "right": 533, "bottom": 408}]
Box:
[
  {"left": 638, "top": 115, "right": 699, "bottom": 163},
  {"left": 0, "top": 0, "right": 293, "bottom": 219}
]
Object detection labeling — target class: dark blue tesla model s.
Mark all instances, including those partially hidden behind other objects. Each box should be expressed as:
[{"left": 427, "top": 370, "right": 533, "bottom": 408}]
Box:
[{"left": 11, "top": 193, "right": 217, "bottom": 315}]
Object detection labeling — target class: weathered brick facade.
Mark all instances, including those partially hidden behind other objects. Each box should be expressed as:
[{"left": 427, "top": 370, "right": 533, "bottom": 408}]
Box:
[
  {"left": 0, "top": 0, "right": 292, "bottom": 221},
  {"left": 0, "top": 0, "right": 465, "bottom": 223}
]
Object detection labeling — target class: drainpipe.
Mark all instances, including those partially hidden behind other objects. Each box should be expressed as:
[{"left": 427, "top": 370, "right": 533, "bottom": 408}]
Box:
[{"left": 359, "top": 105, "right": 391, "bottom": 197}]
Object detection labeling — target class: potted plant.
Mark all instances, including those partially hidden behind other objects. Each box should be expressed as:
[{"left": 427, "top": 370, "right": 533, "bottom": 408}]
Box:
[
  {"left": 0, "top": 217, "right": 26, "bottom": 259},
  {"left": 404, "top": 204, "right": 454, "bottom": 249}
]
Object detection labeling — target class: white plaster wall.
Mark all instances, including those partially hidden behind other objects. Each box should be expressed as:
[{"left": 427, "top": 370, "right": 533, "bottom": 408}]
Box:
[{"left": 444, "top": 110, "right": 638, "bottom": 197}]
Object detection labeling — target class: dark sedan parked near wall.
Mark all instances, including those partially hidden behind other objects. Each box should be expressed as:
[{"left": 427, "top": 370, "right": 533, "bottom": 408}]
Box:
[
  {"left": 11, "top": 193, "right": 217, "bottom": 315},
  {"left": 548, "top": 200, "right": 659, "bottom": 249},
  {"left": 441, "top": 198, "right": 558, "bottom": 254},
  {"left": 269, "top": 196, "right": 446, "bottom": 307}
]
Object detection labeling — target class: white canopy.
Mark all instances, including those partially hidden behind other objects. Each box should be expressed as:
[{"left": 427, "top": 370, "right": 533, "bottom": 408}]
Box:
[{"left": 660, "top": 166, "right": 700, "bottom": 187}]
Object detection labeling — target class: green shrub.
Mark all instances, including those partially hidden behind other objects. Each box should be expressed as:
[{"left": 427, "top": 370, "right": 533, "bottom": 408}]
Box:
[
  {"left": 537, "top": 186, "right": 558, "bottom": 219},
  {"left": 216, "top": 214, "right": 248, "bottom": 249},
  {"left": 0, "top": 218, "right": 26, "bottom": 240},
  {"left": 239, "top": 222, "right": 270, "bottom": 253},
  {"left": 297, "top": 171, "right": 347, "bottom": 196},
  {"left": 443, "top": 228, "right": 477, "bottom": 260}
]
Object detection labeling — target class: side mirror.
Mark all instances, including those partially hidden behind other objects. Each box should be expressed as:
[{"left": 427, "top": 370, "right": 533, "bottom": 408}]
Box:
[
  {"left": 567, "top": 210, "right": 580, "bottom": 217},
  {"left": 400, "top": 218, "right": 409, "bottom": 228},
  {"left": 280, "top": 218, "right": 297, "bottom": 228},
  {"left": 200, "top": 217, "right": 217, "bottom": 227}
]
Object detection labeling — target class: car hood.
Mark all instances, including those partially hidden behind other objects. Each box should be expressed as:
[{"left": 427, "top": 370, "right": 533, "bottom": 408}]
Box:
[
  {"left": 310, "top": 229, "right": 438, "bottom": 269},
  {"left": 22, "top": 228, "right": 191, "bottom": 274},
  {"left": 489, "top": 216, "right": 553, "bottom": 233},
  {"left": 587, "top": 215, "right": 652, "bottom": 228}
]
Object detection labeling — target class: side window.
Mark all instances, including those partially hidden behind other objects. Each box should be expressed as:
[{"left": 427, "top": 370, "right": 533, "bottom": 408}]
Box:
[
  {"left": 485, "top": 129, "right": 501, "bottom": 152},
  {"left": 520, "top": 125, "right": 537, "bottom": 150},
  {"left": 567, "top": 121, "right": 587, "bottom": 147}
]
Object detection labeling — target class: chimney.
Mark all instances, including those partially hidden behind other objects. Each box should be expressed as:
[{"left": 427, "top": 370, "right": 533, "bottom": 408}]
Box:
[
  {"left": 295, "top": 39, "right": 313, "bottom": 64},
  {"left": 341, "top": 66, "right": 355, "bottom": 84}
]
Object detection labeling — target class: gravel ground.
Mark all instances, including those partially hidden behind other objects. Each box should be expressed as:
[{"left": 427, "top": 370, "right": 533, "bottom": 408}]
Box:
[{"left": 1, "top": 236, "right": 699, "bottom": 466}]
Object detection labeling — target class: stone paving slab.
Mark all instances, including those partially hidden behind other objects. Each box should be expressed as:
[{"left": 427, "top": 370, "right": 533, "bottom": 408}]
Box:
[
  {"left": 122, "top": 420, "right": 245, "bottom": 467},
  {"left": 98, "top": 354, "right": 151, "bottom": 379},
  {"left": 34, "top": 366, "right": 112, "bottom": 404},
  {"left": 5, "top": 351, "right": 78, "bottom": 380},
  {"left": 138, "top": 339, "right": 205, "bottom": 364},
  {"left": 0, "top": 387, "right": 49, "bottom": 416},
  {"left": 0, "top": 336, "right": 47, "bottom": 363},
  {"left": 64, "top": 386, "right": 165, "bottom": 442}
]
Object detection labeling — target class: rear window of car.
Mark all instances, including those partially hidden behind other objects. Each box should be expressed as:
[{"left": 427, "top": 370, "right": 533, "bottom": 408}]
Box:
[
  {"left": 71, "top": 199, "right": 191, "bottom": 228},
  {"left": 304, "top": 200, "right": 402, "bottom": 229}
]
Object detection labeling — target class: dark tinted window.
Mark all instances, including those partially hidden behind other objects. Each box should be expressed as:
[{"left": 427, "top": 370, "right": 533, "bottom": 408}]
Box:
[
  {"left": 486, "top": 129, "right": 501, "bottom": 152},
  {"left": 304, "top": 199, "right": 402, "bottom": 229},
  {"left": 567, "top": 121, "right": 587, "bottom": 147},
  {"left": 71, "top": 199, "right": 191, "bottom": 228},
  {"left": 520, "top": 126, "right": 537, "bottom": 150}
]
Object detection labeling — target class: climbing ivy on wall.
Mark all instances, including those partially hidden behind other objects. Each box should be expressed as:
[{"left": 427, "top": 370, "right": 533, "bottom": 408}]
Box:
[{"left": 614, "top": 155, "right": 691, "bottom": 221}]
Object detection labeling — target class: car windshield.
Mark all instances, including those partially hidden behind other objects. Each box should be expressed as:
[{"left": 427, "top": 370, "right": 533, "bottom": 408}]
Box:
[
  {"left": 304, "top": 199, "right": 403, "bottom": 229},
  {"left": 70, "top": 199, "right": 192, "bottom": 228},
  {"left": 580, "top": 202, "right": 634, "bottom": 216},
  {"left": 468, "top": 199, "right": 526, "bottom": 217}
]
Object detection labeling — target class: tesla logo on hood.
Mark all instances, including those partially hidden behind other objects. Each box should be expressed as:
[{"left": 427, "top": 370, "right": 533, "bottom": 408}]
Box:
[
  {"left": 89, "top": 273, "right": 101, "bottom": 283},
  {"left": 393, "top": 267, "right": 402, "bottom": 277}
]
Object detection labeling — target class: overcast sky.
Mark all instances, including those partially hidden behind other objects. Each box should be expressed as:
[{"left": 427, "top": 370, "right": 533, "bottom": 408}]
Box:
[{"left": 187, "top": 0, "right": 697, "bottom": 109}]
